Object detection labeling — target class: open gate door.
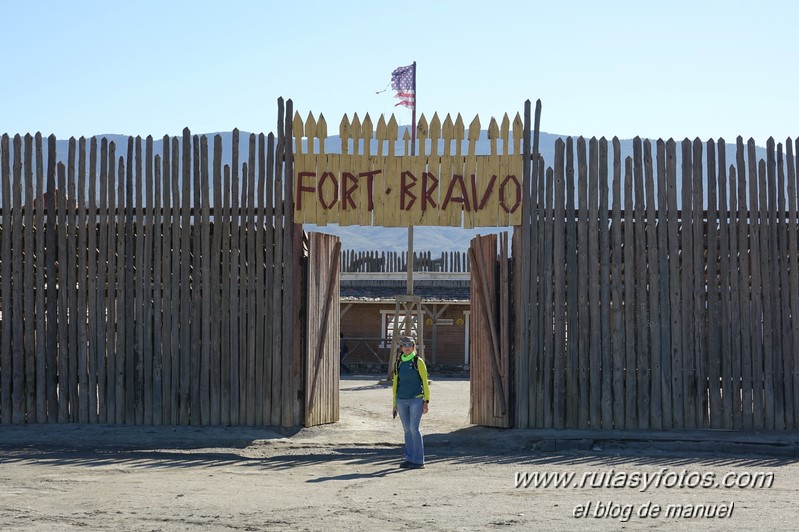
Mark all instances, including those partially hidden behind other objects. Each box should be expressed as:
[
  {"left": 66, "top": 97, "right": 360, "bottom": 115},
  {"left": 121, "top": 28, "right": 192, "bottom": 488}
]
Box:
[
  {"left": 469, "top": 233, "right": 512, "bottom": 428},
  {"left": 304, "top": 233, "right": 341, "bottom": 427}
]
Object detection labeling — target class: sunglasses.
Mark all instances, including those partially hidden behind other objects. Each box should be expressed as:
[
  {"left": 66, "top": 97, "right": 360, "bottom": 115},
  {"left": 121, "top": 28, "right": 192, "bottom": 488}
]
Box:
[{"left": 400, "top": 342, "right": 415, "bottom": 347}]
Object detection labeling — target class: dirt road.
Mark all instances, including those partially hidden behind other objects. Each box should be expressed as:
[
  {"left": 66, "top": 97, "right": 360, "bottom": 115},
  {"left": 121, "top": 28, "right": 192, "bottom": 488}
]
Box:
[{"left": 1, "top": 376, "right": 798, "bottom": 531}]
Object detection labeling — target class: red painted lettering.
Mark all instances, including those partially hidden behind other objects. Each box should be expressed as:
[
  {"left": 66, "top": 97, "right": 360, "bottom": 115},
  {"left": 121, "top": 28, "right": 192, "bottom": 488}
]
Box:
[
  {"left": 421, "top": 172, "right": 439, "bottom": 211},
  {"left": 341, "top": 172, "right": 358, "bottom": 210},
  {"left": 401, "top": 171, "right": 418, "bottom": 210},
  {"left": 318, "top": 171, "right": 339, "bottom": 210},
  {"left": 470, "top": 175, "right": 479, "bottom": 212},
  {"left": 476, "top": 174, "right": 497, "bottom": 211},
  {"left": 296, "top": 171, "right": 316, "bottom": 211},
  {"left": 359, "top": 169, "right": 380, "bottom": 211},
  {"left": 441, "top": 174, "right": 471, "bottom": 212},
  {"left": 499, "top": 174, "right": 521, "bottom": 213}
]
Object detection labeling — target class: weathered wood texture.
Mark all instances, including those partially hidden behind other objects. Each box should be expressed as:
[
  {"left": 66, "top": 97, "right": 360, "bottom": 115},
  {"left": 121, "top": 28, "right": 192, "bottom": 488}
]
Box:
[
  {"left": 514, "top": 132, "right": 799, "bottom": 431},
  {"left": 469, "top": 233, "right": 512, "bottom": 428},
  {"left": 304, "top": 234, "right": 341, "bottom": 427},
  {"left": 3, "top": 104, "right": 799, "bottom": 434},
  {"left": 0, "top": 99, "right": 307, "bottom": 427},
  {"left": 294, "top": 111, "right": 525, "bottom": 227}
]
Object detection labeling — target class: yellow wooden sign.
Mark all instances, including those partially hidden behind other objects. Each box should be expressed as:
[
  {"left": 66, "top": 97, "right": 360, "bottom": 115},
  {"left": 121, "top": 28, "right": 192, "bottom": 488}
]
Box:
[{"left": 293, "top": 111, "right": 524, "bottom": 227}]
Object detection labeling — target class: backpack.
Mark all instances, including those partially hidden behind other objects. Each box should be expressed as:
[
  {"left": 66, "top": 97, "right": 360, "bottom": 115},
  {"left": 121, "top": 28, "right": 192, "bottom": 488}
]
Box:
[{"left": 395, "top": 354, "right": 419, "bottom": 383}]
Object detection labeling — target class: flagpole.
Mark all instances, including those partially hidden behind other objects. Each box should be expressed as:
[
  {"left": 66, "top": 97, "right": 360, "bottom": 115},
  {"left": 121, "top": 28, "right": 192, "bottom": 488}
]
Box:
[
  {"left": 388, "top": 61, "right": 420, "bottom": 384},
  {"left": 411, "top": 61, "right": 416, "bottom": 150},
  {"left": 407, "top": 61, "right": 416, "bottom": 301}
]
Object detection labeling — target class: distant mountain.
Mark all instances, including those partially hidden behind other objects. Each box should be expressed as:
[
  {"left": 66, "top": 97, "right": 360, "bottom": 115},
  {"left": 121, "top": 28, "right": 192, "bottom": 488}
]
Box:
[
  {"left": 304, "top": 224, "right": 503, "bottom": 253},
  {"left": 1, "top": 129, "right": 787, "bottom": 252},
  {"left": 46, "top": 127, "right": 772, "bottom": 182}
]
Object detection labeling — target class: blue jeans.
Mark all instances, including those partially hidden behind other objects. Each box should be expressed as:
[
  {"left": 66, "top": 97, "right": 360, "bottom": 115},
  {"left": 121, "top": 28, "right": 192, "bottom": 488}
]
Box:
[{"left": 396, "top": 397, "right": 425, "bottom": 465}]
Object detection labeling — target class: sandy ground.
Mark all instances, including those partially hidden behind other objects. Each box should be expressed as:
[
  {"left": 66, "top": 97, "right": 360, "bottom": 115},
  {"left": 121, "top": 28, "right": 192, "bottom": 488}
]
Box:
[{"left": 1, "top": 375, "right": 799, "bottom": 531}]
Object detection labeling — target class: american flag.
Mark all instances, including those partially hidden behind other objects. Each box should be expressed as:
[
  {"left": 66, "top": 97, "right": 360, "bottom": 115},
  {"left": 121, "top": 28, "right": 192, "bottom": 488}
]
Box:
[{"left": 391, "top": 64, "right": 415, "bottom": 108}]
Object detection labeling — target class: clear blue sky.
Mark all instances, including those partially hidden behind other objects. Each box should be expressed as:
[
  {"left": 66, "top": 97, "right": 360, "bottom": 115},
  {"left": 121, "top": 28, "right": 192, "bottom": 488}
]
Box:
[{"left": 2, "top": 0, "right": 797, "bottom": 147}]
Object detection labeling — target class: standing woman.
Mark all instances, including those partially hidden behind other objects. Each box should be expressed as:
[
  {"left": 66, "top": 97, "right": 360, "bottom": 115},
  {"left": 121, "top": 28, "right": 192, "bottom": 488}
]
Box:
[{"left": 392, "top": 336, "right": 430, "bottom": 469}]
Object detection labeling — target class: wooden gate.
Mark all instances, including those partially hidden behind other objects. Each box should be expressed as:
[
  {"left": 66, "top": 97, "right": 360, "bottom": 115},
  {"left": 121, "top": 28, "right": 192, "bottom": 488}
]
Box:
[
  {"left": 304, "top": 232, "right": 341, "bottom": 426},
  {"left": 468, "top": 233, "right": 512, "bottom": 428}
]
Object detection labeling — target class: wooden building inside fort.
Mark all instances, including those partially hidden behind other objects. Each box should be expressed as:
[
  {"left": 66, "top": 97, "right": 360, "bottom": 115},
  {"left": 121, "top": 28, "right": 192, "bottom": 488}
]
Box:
[{"left": 338, "top": 250, "right": 471, "bottom": 371}]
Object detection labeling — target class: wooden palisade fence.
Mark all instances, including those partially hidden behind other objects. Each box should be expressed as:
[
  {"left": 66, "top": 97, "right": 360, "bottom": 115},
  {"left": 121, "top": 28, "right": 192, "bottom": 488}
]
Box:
[
  {"left": 4, "top": 93, "right": 799, "bottom": 434},
  {"left": 340, "top": 249, "right": 469, "bottom": 273},
  {"left": 0, "top": 99, "right": 305, "bottom": 426},
  {"left": 515, "top": 103, "right": 799, "bottom": 431}
]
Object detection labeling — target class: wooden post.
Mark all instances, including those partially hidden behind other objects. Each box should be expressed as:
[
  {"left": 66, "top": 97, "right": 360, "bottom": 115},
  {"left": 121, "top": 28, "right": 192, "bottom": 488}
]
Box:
[
  {"left": 1, "top": 134, "right": 11, "bottom": 424},
  {"left": 35, "top": 134, "right": 48, "bottom": 422},
  {"left": 23, "top": 135, "right": 36, "bottom": 422}
]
